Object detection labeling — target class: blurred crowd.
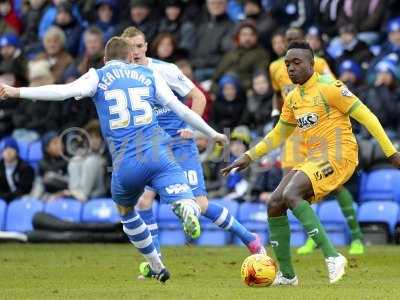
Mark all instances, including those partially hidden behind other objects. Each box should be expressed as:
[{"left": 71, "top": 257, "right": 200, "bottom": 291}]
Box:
[{"left": 0, "top": 0, "right": 400, "bottom": 204}]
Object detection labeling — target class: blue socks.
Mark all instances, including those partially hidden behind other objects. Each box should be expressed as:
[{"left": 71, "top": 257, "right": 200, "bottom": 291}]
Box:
[
  {"left": 121, "top": 210, "right": 164, "bottom": 272},
  {"left": 138, "top": 208, "right": 161, "bottom": 255},
  {"left": 203, "top": 202, "right": 255, "bottom": 245}
]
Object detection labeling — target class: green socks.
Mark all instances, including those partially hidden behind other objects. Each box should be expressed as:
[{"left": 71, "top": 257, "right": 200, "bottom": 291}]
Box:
[
  {"left": 268, "top": 215, "right": 295, "bottom": 279},
  {"left": 292, "top": 200, "right": 338, "bottom": 258},
  {"left": 336, "top": 188, "right": 363, "bottom": 241}
]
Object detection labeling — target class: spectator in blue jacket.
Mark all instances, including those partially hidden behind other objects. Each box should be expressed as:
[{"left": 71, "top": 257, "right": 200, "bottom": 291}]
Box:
[
  {"left": 53, "top": 2, "right": 83, "bottom": 56},
  {"left": 93, "top": 0, "right": 117, "bottom": 43}
]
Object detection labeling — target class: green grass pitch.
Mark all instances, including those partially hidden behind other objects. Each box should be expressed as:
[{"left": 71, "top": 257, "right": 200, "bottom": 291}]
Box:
[{"left": 1, "top": 244, "right": 399, "bottom": 300}]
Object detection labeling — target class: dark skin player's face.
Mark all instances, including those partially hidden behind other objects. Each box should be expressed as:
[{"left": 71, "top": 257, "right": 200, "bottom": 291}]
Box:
[{"left": 284, "top": 48, "right": 314, "bottom": 85}]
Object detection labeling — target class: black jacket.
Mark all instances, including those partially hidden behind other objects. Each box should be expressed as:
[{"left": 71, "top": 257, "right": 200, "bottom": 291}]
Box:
[
  {"left": 190, "top": 12, "right": 234, "bottom": 69},
  {"left": 0, "top": 159, "right": 34, "bottom": 203}
]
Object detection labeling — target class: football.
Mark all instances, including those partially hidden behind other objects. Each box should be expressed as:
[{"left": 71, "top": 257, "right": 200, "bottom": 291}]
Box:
[{"left": 241, "top": 254, "right": 277, "bottom": 287}]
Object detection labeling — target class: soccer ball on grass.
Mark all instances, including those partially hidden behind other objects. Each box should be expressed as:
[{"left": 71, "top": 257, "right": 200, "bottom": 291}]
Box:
[{"left": 241, "top": 254, "right": 277, "bottom": 287}]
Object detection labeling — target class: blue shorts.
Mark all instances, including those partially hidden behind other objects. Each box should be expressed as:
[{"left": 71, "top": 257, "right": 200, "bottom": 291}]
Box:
[
  {"left": 111, "top": 145, "right": 195, "bottom": 207},
  {"left": 146, "top": 139, "right": 207, "bottom": 202}
]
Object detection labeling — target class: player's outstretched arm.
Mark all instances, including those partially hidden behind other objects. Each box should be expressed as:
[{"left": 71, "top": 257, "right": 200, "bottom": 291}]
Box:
[
  {"left": 221, "top": 119, "right": 295, "bottom": 176},
  {"left": 350, "top": 103, "right": 400, "bottom": 167},
  {"left": 154, "top": 71, "right": 227, "bottom": 145},
  {"left": 0, "top": 69, "right": 98, "bottom": 101}
]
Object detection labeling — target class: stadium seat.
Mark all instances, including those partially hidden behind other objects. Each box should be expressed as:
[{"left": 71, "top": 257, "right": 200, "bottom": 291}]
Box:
[
  {"left": 358, "top": 201, "right": 400, "bottom": 243},
  {"left": 0, "top": 198, "right": 6, "bottom": 230},
  {"left": 359, "top": 169, "right": 400, "bottom": 203},
  {"left": 233, "top": 202, "right": 268, "bottom": 246},
  {"left": 81, "top": 198, "right": 120, "bottom": 223},
  {"left": 44, "top": 198, "right": 82, "bottom": 222},
  {"left": 5, "top": 197, "right": 44, "bottom": 232},
  {"left": 197, "top": 199, "right": 239, "bottom": 246},
  {"left": 158, "top": 203, "right": 186, "bottom": 246},
  {"left": 16, "top": 140, "right": 30, "bottom": 161},
  {"left": 318, "top": 200, "right": 354, "bottom": 246},
  {"left": 27, "top": 140, "right": 43, "bottom": 168}
]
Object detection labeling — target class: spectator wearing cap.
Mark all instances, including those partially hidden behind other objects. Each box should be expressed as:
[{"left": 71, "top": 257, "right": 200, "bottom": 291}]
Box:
[
  {"left": 53, "top": 2, "right": 83, "bottom": 56},
  {"left": 337, "top": 59, "right": 366, "bottom": 96},
  {"left": 77, "top": 26, "right": 104, "bottom": 75},
  {"left": 208, "top": 125, "right": 252, "bottom": 201},
  {"left": 243, "top": 0, "right": 277, "bottom": 50},
  {"left": 34, "top": 131, "right": 70, "bottom": 201},
  {"left": 363, "top": 59, "right": 400, "bottom": 139},
  {"left": 337, "top": 0, "right": 387, "bottom": 45},
  {"left": 0, "top": 137, "right": 34, "bottom": 203},
  {"left": 210, "top": 21, "right": 270, "bottom": 95},
  {"left": 19, "top": 0, "right": 49, "bottom": 57},
  {"left": 269, "top": 0, "right": 315, "bottom": 29},
  {"left": 12, "top": 60, "right": 60, "bottom": 142},
  {"left": 94, "top": 0, "right": 117, "bottom": 39},
  {"left": 374, "top": 17, "right": 400, "bottom": 62},
  {"left": 38, "top": 0, "right": 83, "bottom": 41},
  {"left": 330, "top": 24, "right": 373, "bottom": 67},
  {"left": 35, "top": 26, "right": 74, "bottom": 83},
  {"left": 0, "top": 33, "right": 27, "bottom": 83},
  {"left": 117, "top": 0, "right": 158, "bottom": 44},
  {"left": 190, "top": 0, "right": 234, "bottom": 81},
  {"left": 93, "top": 0, "right": 118, "bottom": 43},
  {"left": 158, "top": 0, "right": 196, "bottom": 52},
  {"left": 306, "top": 26, "right": 334, "bottom": 68},
  {"left": 0, "top": 0, "right": 22, "bottom": 35},
  {"left": 211, "top": 73, "right": 247, "bottom": 131},
  {"left": 0, "top": 61, "right": 19, "bottom": 138}
]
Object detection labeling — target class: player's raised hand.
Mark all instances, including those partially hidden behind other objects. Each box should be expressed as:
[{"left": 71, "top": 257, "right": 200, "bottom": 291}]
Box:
[
  {"left": 0, "top": 83, "right": 20, "bottom": 99},
  {"left": 177, "top": 128, "right": 194, "bottom": 139},
  {"left": 212, "top": 133, "right": 228, "bottom": 146},
  {"left": 220, "top": 153, "right": 252, "bottom": 176},
  {"left": 389, "top": 152, "right": 400, "bottom": 168}
]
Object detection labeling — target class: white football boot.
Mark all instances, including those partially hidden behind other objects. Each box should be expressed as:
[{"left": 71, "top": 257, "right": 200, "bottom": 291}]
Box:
[
  {"left": 272, "top": 271, "right": 299, "bottom": 286},
  {"left": 325, "top": 253, "right": 348, "bottom": 284}
]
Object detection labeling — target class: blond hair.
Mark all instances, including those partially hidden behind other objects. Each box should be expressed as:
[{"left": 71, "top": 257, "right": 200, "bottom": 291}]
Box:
[
  {"left": 120, "top": 26, "right": 146, "bottom": 39},
  {"left": 104, "top": 37, "right": 130, "bottom": 62}
]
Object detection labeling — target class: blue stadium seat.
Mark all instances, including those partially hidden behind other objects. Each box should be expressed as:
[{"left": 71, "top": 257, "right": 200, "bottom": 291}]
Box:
[
  {"left": 197, "top": 199, "right": 239, "bottom": 246},
  {"left": 5, "top": 197, "right": 43, "bottom": 232},
  {"left": 318, "top": 200, "right": 355, "bottom": 246},
  {"left": 233, "top": 202, "right": 268, "bottom": 246},
  {"left": 81, "top": 198, "right": 119, "bottom": 223},
  {"left": 0, "top": 138, "right": 5, "bottom": 153},
  {"left": 358, "top": 201, "right": 400, "bottom": 235},
  {"left": 0, "top": 198, "right": 6, "bottom": 230},
  {"left": 359, "top": 169, "right": 400, "bottom": 203},
  {"left": 287, "top": 204, "right": 318, "bottom": 247},
  {"left": 27, "top": 140, "right": 43, "bottom": 170},
  {"left": 16, "top": 140, "right": 29, "bottom": 161},
  {"left": 158, "top": 203, "right": 185, "bottom": 246},
  {"left": 44, "top": 198, "right": 82, "bottom": 222}
]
